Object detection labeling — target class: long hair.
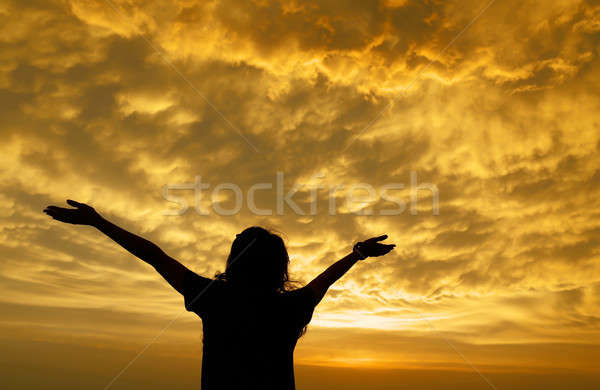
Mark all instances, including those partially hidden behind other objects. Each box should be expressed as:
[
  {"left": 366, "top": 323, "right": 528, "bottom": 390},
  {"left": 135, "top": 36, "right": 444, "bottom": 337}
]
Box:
[
  {"left": 215, "top": 226, "right": 308, "bottom": 336},
  {"left": 216, "top": 226, "right": 294, "bottom": 293}
]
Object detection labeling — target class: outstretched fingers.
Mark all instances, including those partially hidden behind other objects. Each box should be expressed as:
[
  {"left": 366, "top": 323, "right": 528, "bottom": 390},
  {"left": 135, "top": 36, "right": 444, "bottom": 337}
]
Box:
[
  {"left": 44, "top": 208, "right": 59, "bottom": 221},
  {"left": 43, "top": 206, "right": 76, "bottom": 223},
  {"left": 67, "top": 199, "right": 84, "bottom": 208},
  {"left": 44, "top": 206, "right": 70, "bottom": 212},
  {"left": 358, "top": 234, "right": 396, "bottom": 257},
  {"left": 43, "top": 200, "right": 97, "bottom": 225},
  {"left": 383, "top": 243, "right": 396, "bottom": 252},
  {"left": 44, "top": 206, "right": 61, "bottom": 215},
  {"left": 374, "top": 243, "right": 395, "bottom": 255},
  {"left": 366, "top": 234, "right": 388, "bottom": 243}
]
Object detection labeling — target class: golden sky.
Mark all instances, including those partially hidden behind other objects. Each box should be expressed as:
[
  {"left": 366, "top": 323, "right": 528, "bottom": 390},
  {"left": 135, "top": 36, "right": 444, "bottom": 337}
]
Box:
[{"left": 1, "top": 0, "right": 600, "bottom": 389}]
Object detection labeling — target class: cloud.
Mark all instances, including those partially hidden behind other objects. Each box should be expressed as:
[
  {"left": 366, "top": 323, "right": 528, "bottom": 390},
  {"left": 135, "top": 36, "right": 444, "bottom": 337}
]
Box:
[{"left": 1, "top": 0, "right": 600, "bottom": 386}]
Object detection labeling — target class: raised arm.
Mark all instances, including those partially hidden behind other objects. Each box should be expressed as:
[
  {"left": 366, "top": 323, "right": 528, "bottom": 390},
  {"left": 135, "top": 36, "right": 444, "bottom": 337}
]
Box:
[
  {"left": 306, "top": 235, "right": 395, "bottom": 304},
  {"left": 44, "top": 200, "right": 189, "bottom": 295}
]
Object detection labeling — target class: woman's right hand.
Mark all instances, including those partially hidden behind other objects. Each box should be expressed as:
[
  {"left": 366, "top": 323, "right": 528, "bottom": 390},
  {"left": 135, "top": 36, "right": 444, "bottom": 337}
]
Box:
[{"left": 44, "top": 199, "right": 101, "bottom": 226}]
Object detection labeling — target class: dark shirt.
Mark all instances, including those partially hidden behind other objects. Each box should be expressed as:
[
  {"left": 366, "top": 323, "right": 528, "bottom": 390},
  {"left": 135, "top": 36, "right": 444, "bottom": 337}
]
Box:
[{"left": 183, "top": 270, "right": 318, "bottom": 390}]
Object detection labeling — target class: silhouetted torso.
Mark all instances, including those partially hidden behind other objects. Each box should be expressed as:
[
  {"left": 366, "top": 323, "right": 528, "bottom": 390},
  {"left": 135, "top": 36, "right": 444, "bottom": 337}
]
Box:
[{"left": 183, "top": 270, "right": 317, "bottom": 390}]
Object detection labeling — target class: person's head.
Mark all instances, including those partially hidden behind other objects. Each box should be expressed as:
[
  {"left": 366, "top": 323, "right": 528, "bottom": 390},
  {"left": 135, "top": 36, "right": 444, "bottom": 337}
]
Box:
[{"left": 218, "top": 226, "right": 291, "bottom": 292}]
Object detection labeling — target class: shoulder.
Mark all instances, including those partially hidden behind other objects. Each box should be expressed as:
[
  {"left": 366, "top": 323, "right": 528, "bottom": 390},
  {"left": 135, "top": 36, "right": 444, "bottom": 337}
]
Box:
[
  {"left": 280, "top": 286, "right": 317, "bottom": 327},
  {"left": 282, "top": 286, "right": 318, "bottom": 307},
  {"left": 183, "top": 271, "right": 226, "bottom": 315}
]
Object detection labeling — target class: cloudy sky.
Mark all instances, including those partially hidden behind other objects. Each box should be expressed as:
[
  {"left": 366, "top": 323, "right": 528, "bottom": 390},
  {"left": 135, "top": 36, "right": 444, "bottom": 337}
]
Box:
[{"left": 1, "top": 0, "right": 600, "bottom": 389}]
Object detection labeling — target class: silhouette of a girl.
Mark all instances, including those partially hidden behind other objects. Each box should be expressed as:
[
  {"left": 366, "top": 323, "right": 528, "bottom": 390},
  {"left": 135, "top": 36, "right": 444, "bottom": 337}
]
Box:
[{"left": 44, "top": 200, "right": 395, "bottom": 389}]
